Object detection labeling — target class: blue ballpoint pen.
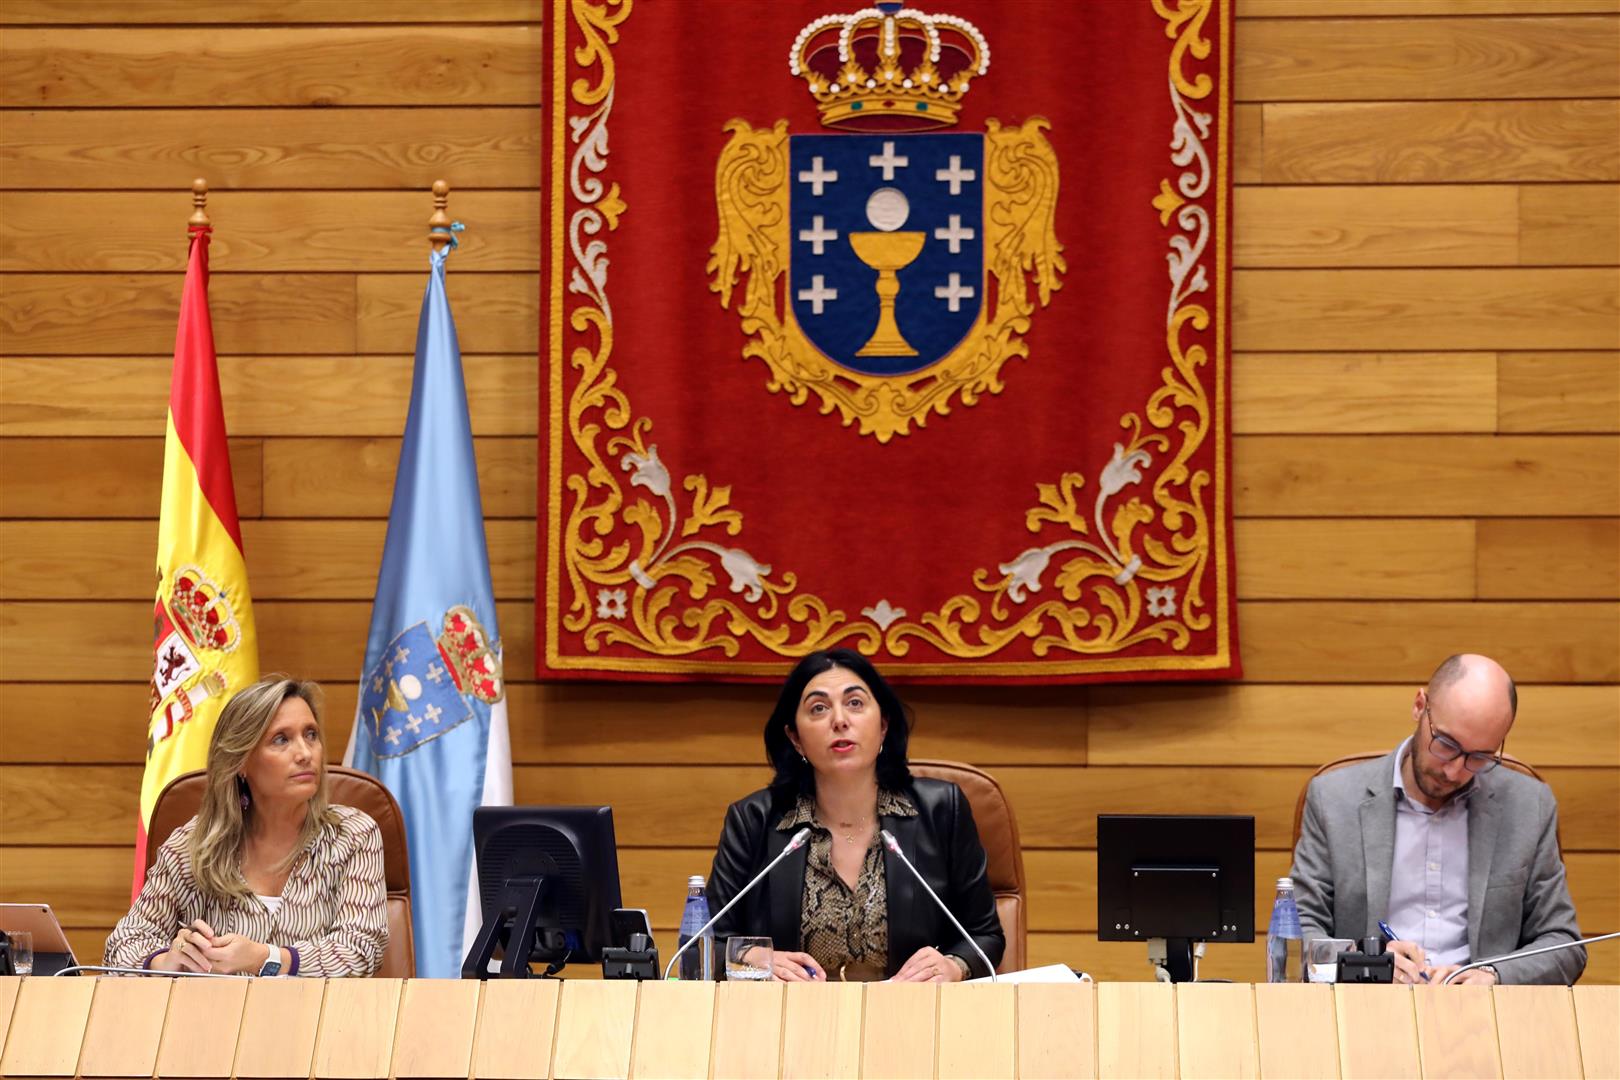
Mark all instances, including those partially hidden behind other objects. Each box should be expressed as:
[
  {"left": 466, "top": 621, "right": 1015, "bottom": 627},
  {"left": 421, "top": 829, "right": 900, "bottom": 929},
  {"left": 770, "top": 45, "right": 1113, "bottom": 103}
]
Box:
[{"left": 1378, "top": 920, "right": 1429, "bottom": 982}]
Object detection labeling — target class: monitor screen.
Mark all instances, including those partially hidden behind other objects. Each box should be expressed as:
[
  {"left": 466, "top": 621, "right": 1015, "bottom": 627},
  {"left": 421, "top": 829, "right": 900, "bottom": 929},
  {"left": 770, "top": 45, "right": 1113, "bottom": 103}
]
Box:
[
  {"left": 1096, "top": 814, "right": 1255, "bottom": 945},
  {"left": 469, "top": 805, "right": 623, "bottom": 973}
]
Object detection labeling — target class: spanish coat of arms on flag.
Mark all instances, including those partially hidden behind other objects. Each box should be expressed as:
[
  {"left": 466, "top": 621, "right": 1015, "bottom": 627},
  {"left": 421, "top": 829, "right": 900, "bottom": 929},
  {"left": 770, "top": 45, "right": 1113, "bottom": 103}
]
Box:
[{"left": 539, "top": 0, "right": 1238, "bottom": 683}]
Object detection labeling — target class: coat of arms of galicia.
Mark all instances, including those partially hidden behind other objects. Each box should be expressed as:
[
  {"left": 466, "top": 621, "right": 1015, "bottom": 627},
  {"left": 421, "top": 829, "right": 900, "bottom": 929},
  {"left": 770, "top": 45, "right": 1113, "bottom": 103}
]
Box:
[{"left": 710, "top": 3, "right": 1064, "bottom": 443}]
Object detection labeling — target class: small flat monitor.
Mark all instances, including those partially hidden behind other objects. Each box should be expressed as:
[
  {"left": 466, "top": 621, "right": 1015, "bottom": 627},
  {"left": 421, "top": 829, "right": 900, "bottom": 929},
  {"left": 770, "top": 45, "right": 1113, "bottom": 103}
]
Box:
[
  {"left": 464, "top": 805, "right": 623, "bottom": 978},
  {"left": 1097, "top": 814, "right": 1255, "bottom": 982}
]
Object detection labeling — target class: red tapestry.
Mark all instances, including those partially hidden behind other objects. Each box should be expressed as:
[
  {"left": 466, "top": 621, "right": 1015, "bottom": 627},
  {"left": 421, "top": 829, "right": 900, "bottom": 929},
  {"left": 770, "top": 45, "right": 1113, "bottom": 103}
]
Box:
[{"left": 539, "top": 0, "right": 1238, "bottom": 682}]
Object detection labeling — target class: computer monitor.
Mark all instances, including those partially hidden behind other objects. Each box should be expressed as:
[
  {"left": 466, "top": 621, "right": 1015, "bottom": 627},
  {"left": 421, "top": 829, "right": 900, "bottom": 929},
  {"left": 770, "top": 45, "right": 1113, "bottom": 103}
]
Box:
[
  {"left": 462, "top": 805, "right": 623, "bottom": 978},
  {"left": 1097, "top": 814, "right": 1255, "bottom": 982}
]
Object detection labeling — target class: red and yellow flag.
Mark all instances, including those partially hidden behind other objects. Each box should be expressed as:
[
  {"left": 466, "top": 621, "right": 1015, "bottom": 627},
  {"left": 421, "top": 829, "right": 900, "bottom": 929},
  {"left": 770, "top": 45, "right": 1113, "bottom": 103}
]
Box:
[{"left": 135, "top": 220, "right": 259, "bottom": 896}]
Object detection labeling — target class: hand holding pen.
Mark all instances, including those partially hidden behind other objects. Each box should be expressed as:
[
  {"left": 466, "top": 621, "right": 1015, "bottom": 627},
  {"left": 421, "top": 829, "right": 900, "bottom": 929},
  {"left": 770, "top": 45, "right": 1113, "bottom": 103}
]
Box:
[{"left": 1378, "top": 920, "right": 1430, "bottom": 984}]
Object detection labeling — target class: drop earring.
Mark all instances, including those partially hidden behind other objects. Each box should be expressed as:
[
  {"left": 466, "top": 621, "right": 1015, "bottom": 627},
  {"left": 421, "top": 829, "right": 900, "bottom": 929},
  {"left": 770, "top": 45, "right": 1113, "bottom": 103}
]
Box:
[{"left": 237, "top": 774, "right": 251, "bottom": 810}]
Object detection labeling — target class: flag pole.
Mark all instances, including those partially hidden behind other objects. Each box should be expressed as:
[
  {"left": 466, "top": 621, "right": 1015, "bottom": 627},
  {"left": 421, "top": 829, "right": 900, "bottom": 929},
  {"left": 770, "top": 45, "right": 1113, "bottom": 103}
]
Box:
[
  {"left": 428, "top": 179, "right": 452, "bottom": 252},
  {"left": 189, "top": 178, "right": 210, "bottom": 230}
]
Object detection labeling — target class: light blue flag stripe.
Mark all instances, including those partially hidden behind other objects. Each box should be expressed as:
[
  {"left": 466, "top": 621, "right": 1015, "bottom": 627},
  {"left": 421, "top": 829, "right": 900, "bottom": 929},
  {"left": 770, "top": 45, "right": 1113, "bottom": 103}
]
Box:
[{"left": 348, "top": 242, "right": 508, "bottom": 978}]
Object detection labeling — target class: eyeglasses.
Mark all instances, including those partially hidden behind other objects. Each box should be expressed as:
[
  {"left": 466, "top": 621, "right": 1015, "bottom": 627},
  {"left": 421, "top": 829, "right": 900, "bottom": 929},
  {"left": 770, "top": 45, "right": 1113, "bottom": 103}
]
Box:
[{"left": 1423, "top": 704, "right": 1505, "bottom": 774}]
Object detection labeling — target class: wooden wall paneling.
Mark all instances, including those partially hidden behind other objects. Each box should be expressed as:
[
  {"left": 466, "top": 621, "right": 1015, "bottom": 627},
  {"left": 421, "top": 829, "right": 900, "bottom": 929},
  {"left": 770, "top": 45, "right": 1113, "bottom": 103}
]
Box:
[
  {"left": 1234, "top": 104, "right": 1263, "bottom": 185},
  {"left": 234, "top": 977, "right": 326, "bottom": 1080},
  {"left": 1572, "top": 985, "right": 1620, "bottom": 1080},
  {"left": 471, "top": 978, "right": 560, "bottom": 1080},
  {"left": 0, "top": 27, "right": 543, "bottom": 108},
  {"left": 1017, "top": 982, "right": 1097, "bottom": 1080},
  {"left": 1496, "top": 352, "right": 1620, "bottom": 433},
  {"left": 1234, "top": 268, "right": 1620, "bottom": 352},
  {"left": 1518, "top": 184, "right": 1620, "bottom": 266},
  {"left": 154, "top": 977, "right": 249, "bottom": 1079},
  {"left": 0, "top": 192, "right": 543, "bottom": 273},
  {"left": 76, "top": 976, "right": 171, "bottom": 1079},
  {"left": 1234, "top": 186, "right": 1519, "bottom": 267},
  {"left": 355, "top": 272, "right": 536, "bottom": 354},
  {"left": 1259, "top": 100, "right": 1620, "bottom": 183},
  {"left": 0, "top": 0, "right": 542, "bottom": 23},
  {"left": 1234, "top": 518, "right": 1476, "bottom": 599},
  {"left": 1252, "top": 983, "right": 1338, "bottom": 1080},
  {"left": 0, "top": 108, "right": 544, "bottom": 191},
  {"left": 1235, "top": 16, "right": 1620, "bottom": 102},
  {"left": 1235, "top": 436, "right": 1620, "bottom": 517},
  {"left": 0, "top": 974, "right": 94, "bottom": 1077},
  {"left": 1231, "top": 353, "right": 1497, "bottom": 434},
  {"left": 259, "top": 436, "right": 533, "bottom": 517},
  {"left": 1412, "top": 987, "right": 1502, "bottom": 1079},
  {"left": 0, "top": 354, "right": 540, "bottom": 438},
  {"left": 1490, "top": 986, "right": 1583, "bottom": 1080},
  {"left": 0, "top": 437, "right": 263, "bottom": 518},
  {"left": 1476, "top": 518, "right": 1620, "bottom": 599}
]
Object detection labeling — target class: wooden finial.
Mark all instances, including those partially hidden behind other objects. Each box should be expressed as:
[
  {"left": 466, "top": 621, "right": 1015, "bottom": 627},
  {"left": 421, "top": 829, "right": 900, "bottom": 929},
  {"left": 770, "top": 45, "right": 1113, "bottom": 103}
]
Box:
[
  {"left": 188, "top": 179, "right": 211, "bottom": 229},
  {"left": 428, "top": 180, "right": 452, "bottom": 252}
]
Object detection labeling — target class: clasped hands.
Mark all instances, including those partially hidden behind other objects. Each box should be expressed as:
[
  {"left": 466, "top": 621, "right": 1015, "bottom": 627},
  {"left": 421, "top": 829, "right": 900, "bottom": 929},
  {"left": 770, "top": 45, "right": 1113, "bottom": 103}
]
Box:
[
  {"left": 152, "top": 918, "right": 271, "bottom": 975},
  {"left": 1383, "top": 940, "right": 1497, "bottom": 986},
  {"left": 765, "top": 945, "right": 965, "bottom": 983}
]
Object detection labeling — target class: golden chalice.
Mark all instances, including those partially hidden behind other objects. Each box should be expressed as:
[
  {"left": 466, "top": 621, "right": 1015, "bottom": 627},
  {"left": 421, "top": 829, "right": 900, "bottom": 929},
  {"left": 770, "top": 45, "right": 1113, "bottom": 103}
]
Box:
[{"left": 849, "top": 187, "right": 925, "bottom": 357}]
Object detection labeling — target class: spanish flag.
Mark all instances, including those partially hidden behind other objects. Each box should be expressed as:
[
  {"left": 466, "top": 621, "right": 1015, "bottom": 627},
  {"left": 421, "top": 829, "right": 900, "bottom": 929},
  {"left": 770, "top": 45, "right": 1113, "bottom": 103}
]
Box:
[{"left": 134, "top": 198, "right": 259, "bottom": 897}]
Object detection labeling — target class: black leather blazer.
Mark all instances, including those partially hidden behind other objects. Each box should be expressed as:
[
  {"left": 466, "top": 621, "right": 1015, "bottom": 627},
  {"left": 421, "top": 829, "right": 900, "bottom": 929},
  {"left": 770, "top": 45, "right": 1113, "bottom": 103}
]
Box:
[{"left": 705, "top": 777, "right": 1005, "bottom": 978}]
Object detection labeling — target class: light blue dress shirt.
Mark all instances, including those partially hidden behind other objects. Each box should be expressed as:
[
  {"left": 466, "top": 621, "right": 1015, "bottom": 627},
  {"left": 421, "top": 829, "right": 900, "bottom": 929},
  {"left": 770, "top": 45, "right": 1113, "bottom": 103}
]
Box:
[{"left": 1387, "top": 736, "right": 1472, "bottom": 967}]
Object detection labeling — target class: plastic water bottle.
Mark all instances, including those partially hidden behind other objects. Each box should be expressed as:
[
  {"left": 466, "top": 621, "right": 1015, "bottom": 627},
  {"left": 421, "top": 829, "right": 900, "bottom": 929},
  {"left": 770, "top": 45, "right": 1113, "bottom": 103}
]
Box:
[
  {"left": 676, "top": 875, "right": 714, "bottom": 980},
  {"left": 1266, "top": 876, "right": 1303, "bottom": 982}
]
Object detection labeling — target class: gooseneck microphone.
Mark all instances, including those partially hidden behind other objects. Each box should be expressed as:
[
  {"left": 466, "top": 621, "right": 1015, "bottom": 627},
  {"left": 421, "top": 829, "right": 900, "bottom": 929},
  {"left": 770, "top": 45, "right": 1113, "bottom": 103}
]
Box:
[
  {"left": 661, "top": 826, "right": 812, "bottom": 980},
  {"left": 1439, "top": 930, "right": 1620, "bottom": 985},
  {"left": 54, "top": 964, "right": 244, "bottom": 978},
  {"left": 880, "top": 829, "right": 999, "bottom": 982}
]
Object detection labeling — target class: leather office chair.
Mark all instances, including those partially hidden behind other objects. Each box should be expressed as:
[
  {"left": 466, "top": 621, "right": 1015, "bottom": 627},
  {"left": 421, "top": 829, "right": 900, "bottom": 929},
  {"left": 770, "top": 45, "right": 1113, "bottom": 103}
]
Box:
[
  {"left": 909, "top": 758, "right": 1027, "bottom": 973},
  {"left": 1289, "top": 750, "right": 1550, "bottom": 852},
  {"left": 146, "top": 765, "right": 416, "bottom": 977}
]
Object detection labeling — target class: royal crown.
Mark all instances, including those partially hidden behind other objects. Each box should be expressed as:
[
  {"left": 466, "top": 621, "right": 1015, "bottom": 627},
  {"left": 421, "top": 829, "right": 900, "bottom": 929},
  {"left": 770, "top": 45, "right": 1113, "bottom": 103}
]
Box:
[
  {"left": 790, "top": 3, "right": 989, "bottom": 131},
  {"left": 169, "top": 566, "right": 242, "bottom": 652}
]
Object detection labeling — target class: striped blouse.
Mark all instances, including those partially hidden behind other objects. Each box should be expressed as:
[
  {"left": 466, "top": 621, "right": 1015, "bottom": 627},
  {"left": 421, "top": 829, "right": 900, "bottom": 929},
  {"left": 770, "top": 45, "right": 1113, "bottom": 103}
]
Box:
[{"left": 104, "top": 804, "right": 388, "bottom": 977}]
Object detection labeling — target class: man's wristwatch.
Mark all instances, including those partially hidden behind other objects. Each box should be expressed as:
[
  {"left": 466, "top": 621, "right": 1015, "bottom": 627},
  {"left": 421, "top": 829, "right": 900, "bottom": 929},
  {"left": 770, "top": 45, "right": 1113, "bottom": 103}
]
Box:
[{"left": 258, "top": 947, "right": 283, "bottom": 977}]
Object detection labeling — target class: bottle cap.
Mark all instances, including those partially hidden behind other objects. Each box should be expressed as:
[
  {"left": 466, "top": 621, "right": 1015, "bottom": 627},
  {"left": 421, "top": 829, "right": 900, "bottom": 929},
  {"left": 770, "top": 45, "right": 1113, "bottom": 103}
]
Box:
[
  {"left": 688, "top": 875, "right": 705, "bottom": 888},
  {"left": 1277, "top": 876, "right": 1294, "bottom": 888}
]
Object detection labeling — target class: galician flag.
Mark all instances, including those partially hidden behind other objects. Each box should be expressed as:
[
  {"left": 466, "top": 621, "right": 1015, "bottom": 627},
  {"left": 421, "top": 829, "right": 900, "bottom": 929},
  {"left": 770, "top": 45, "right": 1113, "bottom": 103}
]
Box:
[
  {"left": 139, "top": 210, "right": 259, "bottom": 897},
  {"left": 345, "top": 229, "right": 513, "bottom": 978}
]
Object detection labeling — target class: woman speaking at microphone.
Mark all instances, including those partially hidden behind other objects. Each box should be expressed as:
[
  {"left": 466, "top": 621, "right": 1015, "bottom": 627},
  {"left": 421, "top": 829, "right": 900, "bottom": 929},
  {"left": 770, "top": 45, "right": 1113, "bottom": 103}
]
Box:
[
  {"left": 105, "top": 676, "right": 387, "bottom": 977},
  {"left": 707, "top": 649, "right": 1003, "bottom": 982}
]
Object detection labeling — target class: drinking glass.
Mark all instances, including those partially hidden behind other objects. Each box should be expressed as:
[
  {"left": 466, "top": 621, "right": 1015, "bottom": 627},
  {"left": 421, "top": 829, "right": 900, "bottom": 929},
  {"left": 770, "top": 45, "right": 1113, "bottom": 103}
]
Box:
[
  {"left": 1304, "top": 937, "right": 1356, "bottom": 983},
  {"left": 8, "top": 931, "right": 33, "bottom": 976},
  {"left": 725, "top": 936, "right": 773, "bottom": 981}
]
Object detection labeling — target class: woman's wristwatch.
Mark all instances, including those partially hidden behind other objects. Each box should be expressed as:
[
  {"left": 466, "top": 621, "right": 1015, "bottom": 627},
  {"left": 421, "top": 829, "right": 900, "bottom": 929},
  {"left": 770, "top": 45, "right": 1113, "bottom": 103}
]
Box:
[{"left": 258, "top": 945, "right": 283, "bottom": 977}]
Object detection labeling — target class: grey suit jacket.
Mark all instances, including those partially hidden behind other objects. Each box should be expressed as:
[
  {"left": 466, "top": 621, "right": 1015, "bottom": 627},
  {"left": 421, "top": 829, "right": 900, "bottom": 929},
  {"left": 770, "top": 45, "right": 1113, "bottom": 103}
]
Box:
[{"left": 1289, "top": 748, "right": 1585, "bottom": 985}]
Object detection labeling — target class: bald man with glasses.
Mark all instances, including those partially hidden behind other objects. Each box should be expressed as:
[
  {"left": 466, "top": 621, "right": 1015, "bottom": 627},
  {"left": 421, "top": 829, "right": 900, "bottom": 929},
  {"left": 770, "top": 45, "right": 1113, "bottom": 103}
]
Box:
[{"left": 1290, "top": 654, "right": 1585, "bottom": 985}]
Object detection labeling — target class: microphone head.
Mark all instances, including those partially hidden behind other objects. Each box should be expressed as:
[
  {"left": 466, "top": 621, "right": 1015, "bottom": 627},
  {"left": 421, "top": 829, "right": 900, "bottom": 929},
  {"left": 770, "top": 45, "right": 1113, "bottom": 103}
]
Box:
[
  {"left": 788, "top": 826, "right": 812, "bottom": 851},
  {"left": 880, "top": 829, "right": 899, "bottom": 853}
]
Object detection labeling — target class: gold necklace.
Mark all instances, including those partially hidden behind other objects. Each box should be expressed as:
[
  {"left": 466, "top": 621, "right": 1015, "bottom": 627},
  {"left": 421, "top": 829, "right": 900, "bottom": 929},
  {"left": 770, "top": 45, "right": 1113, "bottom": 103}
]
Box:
[{"left": 831, "top": 815, "right": 870, "bottom": 845}]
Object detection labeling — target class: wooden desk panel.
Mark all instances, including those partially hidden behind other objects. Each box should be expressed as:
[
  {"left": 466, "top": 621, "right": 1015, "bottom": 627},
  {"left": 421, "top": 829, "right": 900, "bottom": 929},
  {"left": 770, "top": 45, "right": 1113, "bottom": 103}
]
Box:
[
  {"left": 472, "top": 979, "right": 560, "bottom": 1080},
  {"left": 861, "top": 982, "right": 938, "bottom": 1079},
  {"left": 628, "top": 980, "right": 714, "bottom": 1080},
  {"left": 235, "top": 977, "right": 327, "bottom": 1079},
  {"left": 154, "top": 977, "right": 250, "bottom": 1078},
  {"left": 0, "top": 979, "right": 20, "bottom": 1061},
  {"left": 77, "top": 977, "right": 171, "bottom": 1078},
  {"left": 1017, "top": 982, "right": 1097, "bottom": 1080},
  {"left": 1573, "top": 984, "right": 1619, "bottom": 1080},
  {"left": 1098, "top": 982, "right": 1178, "bottom": 1079},
  {"left": 1335, "top": 983, "right": 1421, "bottom": 1080},
  {"left": 311, "top": 978, "right": 402, "bottom": 1080},
  {"left": 1253, "top": 983, "right": 1339, "bottom": 1079},
  {"left": 1414, "top": 986, "right": 1501, "bottom": 1079},
  {"left": 1177, "top": 982, "right": 1260, "bottom": 1079},
  {"left": 779, "top": 982, "right": 863, "bottom": 1080},
  {"left": 0, "top": 975, "right": 95, "bottom": 1077},
  {"left": 936, "top": 982, "right": 1015, "bottom": 1079},
  {"left": 1492, "top": 985, "right": 1582, "bottom": 1080},
  {"left": 710, "top": 980, "right": 784, "bottom": 1080},
  {"left": 393, "top": 978, "right": 480, "bottom": 1078},
  {"left": 551, "top": 979, "right": 636, "bottom": 1080}
]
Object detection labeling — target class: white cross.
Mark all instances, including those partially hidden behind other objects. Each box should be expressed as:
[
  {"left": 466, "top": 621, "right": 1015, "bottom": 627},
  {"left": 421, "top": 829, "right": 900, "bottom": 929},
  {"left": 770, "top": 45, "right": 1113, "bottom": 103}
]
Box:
[
  {"left": 797, "top": 275, "right": 838, "bottom": 315},
  {"left": 371, "top": 675, "right": 384, "bottom": 694},
  {"left": 934, "top": 214, "right": 975, "bottom": 254},
  {"left": 424, "top": 703, "right": 444, "bottom": 725},
  {"left": 384, "top": 727, "right": 401, "bottom": 746},
  {"left": 404, "top": 713, "right": 423, "bottom": 735},
  {"left": 869, "top": 141, "right": 909, "bottom": 180},
  {"left": 393, "top": 645, "right": 410, "bottom": 666},
  {"left": 797, "top": 156, "right": 838, "bottom": 196},
  {"left": 798, "top": 215, "right": 838, "bottom": 256},
  {"left": 425, "top": 661, "right": 446, "bottom": 685},
  {"left": 935, "top": 273, "right": 975, "bottom": 312},
  {"left": 936, "top": 155, "right": 976, "bottom": 195}
]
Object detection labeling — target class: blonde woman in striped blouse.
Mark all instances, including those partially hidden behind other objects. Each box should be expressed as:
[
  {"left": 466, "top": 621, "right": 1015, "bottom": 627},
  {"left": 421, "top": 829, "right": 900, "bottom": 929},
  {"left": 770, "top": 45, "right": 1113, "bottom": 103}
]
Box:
[{"left": 105, "top": 676, "right": 388, "bottom": 977}]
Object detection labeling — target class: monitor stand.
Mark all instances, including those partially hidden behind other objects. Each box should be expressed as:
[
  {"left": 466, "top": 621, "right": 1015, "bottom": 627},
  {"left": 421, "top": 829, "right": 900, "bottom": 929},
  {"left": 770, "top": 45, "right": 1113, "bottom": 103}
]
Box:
[
  {"left": 1146, "top": 937, "right": 1204, "bottom": 983},
  {"left": 462, "top": 874, "right": 569, "bottom": 979}
]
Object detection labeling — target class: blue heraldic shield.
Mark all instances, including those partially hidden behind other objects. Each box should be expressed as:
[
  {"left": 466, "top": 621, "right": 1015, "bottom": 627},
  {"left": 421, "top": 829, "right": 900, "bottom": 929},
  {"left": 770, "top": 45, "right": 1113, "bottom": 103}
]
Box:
[
  {"left": 789, "top": 133, "right": 984, "bottom": 376},
  {"left": 359, "top": 621, "right": 472, "bottom": 758}
]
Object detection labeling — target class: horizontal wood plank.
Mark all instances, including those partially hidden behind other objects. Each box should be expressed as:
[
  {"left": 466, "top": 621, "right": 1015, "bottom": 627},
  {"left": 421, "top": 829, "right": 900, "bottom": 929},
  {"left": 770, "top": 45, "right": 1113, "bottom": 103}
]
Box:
[
  {"left": 1232, "top": 353, "right": 1497, "bottom": 433},
  {"left": 1261, "top": 100, "right": 1619, "bottom": 183},
  {"left": 1236, "top": 435, "right": 1620, "bottom": 517},
  {"left": 1235, "top": 519, "right": 1476, "bottom": 599},
  {"left": 0, "top": 107, "right": 543, "bottom": 190},
  {"left": 1239, "top": 600, "right": 1620, "bottom": 684},
  {"left": 1236, "top": 16, "right": 1620, "bottom": 101},
  {"left": 0, "top": 437, "right": 263, "bottom": 518},
  {"left": 0, "top": 0, "right": 540, "bottom": 22},
  {"left": 1234, "top": 105, "right": 1262, "bottom": 186},
  {"left": 259, "top": 436, "right": 534, "bottom": 518},
  {"left": 1233, "top": 268, "right": 1620, "bottom": 351},
  {"left": 355, "top": 272, "right": 536, "bottom": 354},
  {"left": 1497, "top": 352, "right": 1620, "bottom": 433},
  {"left": 0, "top": 192, "right": 541, "bottom": 273},
  {"left": 1519, "top": 184, "right": 1620, "bottom": 267},
  {"left": 0, "top": 354, "right": 537, "bottom": 437},
  {"left": 0, "top": 27, "right": 542, "bottom": 108},
  {"left": 5, "top": 762, "right": 1614, "bottom": 851},
  {"left": 0, "top": 273, "right": 357, "bottom": 355},
  {"left": 1234, "top": 186, "right": 1518, "bottom": 267},
  {"left": 8, "top": 844, "right": 1613, "bottom": 938},
  {"left": 1088, "top": 684, "right": 1620, "bottom": 768},
  {"left": 1476, "top": 518, "right": 1620, "bottom": 600}
]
